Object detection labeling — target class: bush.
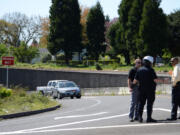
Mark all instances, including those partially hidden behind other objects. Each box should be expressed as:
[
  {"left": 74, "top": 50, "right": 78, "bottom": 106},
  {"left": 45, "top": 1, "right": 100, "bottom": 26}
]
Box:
[
  {"left": 11, "top": 42, "right": 39, "bottom": 63},
  {"left": 41, "top": 54, "right": 51, "bottom": 63},
  {"left": 56, "top": 54, "right": 65, "bottom": 61},
  {"left": 96, "top": 63, "right": 103, "bottom": 70},
  {"left": 0, "top": 44, "right": 8, "bottom": 58},
  {"left": 0, "top": 87, "right": 12, "bottom": 98}
]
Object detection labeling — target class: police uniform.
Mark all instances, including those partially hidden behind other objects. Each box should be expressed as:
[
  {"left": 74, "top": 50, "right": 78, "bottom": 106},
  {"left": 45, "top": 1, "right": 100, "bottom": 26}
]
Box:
[
  {"left": 135, "top": 66, "right": 157, "bottom": 122},
  {"left": 128, "top": 67, "right": 139, "bottom": 120}
]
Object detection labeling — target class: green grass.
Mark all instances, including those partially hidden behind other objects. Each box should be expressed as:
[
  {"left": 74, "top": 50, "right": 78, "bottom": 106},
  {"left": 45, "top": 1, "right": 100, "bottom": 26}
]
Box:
[
  {"left": 0, "top": 87, "right": 59, "bottom": 115},
  {"left": 0, "top": 62, "right": 172, "bottom": 73}
]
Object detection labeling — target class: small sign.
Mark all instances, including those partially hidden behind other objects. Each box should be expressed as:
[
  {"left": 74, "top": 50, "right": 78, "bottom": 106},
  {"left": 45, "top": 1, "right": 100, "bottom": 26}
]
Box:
[{"left": 2, "top": 57, "right": 14, "bottom": 66}]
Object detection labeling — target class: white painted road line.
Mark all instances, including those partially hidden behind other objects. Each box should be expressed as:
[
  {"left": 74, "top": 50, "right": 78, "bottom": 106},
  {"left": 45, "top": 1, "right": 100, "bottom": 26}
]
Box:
[
  {"left": 1, "top": 123, "right": 180, "bottom": 135},
  {"left": 76, "top": 98, "right": 102, "bottom": 111},
  {"left": 54, "top": 112, "right": 108, "bottom": 120},
  {"left": 154, "top": 108, "right": 180, "bottom": 113},
  {"left": 0, "top": 108, "right": 178, "bottom": 135},
  {"left": 4, "top": 113, "right": 129, "bottom": 134},
  {"left": 55, "top": 98, "right": 102, "bottom": 115}
]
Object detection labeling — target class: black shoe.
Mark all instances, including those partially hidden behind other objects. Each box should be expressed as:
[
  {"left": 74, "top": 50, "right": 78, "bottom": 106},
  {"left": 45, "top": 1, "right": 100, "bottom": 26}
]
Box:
[
  {"left": 134, "top": 117, "right": 138, "bottom": 121},
  {"left": 146, "top": 118, "right": 157, "bottom": 123},
  {"left": 178, "top": 116, "right": 180, "bottom": 119},
  {"left": 167, "top": 118, "right": 177, "bottom": 121},
  {"left": 138, "top": 117, "right": 143, "bottom": 123},
  {"left": 129, "top": 118, "right": 134, "bottom": 122}
]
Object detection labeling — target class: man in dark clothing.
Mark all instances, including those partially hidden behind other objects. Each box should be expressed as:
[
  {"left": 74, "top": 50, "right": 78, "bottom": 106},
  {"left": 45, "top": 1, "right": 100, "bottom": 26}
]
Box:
[
  {"left": 133, "top": 56, "right": 158, "bottom": 123},
  {"left": 128, "top": 59, "right": 142, "bottom": 122}
]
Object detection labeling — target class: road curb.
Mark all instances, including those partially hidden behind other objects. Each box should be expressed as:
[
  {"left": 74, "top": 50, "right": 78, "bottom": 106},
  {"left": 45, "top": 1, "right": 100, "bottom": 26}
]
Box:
[{"left": 0, "top": 105, "right": 61, "bottom": 119}]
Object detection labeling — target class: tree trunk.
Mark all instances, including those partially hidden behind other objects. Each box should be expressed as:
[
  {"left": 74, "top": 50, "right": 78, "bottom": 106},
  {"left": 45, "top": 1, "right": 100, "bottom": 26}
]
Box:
[{"left": 123, "top": 50, "right": 131, "bottom": 65}]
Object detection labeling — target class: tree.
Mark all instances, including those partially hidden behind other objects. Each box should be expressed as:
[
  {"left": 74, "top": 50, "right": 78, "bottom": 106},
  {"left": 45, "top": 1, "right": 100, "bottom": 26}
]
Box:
[
  {"left": 39, "top": 17, "right": 50, "bottom": 48},
  {"left": 86, "top": 2, "right": 106, "bottom": 61},
  {"left": 3, "top": 12, "right": 41, "bottom": 46},
  {"left": 0, "top": 20, "right": 18, "bottom": 47},
  {"left": 0, "top": 44, "right": 8, "bottom": 58},
  {"left": 167, "top": 10, "right": 180, "bottom": 56},
  {"left": 80, "top": 6, "right": 90, "bottom": 48},
  {"left": 107, "top": 21, "right": 120, "bottom": 60},
  {"left": 11, "top": 42, "right": 39, "bottom": 63},
  {"left": 138, "top": 0, "right": 169, "bottom": 58},
  {"left": 48, "top": 0, "right": 82, "bottom": 64},
  {"left": 116, "top": 0, "right": 134, "bottom": 65},
  {"left": 126, "top": 0, "right": 145, "bottom": 58}
]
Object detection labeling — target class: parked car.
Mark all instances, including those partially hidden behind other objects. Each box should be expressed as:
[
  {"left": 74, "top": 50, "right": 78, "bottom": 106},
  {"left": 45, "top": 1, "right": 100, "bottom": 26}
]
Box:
[
  {"left": 36, "top": 80, "right": 67, "bottom": 95},
  {"left": 52, "top": 80, "right": 81, "bottom": 99}
]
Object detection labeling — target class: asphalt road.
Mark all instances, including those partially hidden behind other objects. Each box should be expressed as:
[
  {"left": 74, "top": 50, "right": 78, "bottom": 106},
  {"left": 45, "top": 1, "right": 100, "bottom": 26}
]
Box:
[{"left": 0, "top": 95, "right": 180, "bottom": 135}]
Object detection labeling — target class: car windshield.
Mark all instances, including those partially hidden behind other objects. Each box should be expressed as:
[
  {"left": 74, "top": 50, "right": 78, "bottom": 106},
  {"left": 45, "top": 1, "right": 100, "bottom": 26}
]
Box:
[
  {"left": 58, "top": 82, "right": 77, "bottom": 88},
  {"left": 64, "top": 82, "right": 77, "bottom": 88}
]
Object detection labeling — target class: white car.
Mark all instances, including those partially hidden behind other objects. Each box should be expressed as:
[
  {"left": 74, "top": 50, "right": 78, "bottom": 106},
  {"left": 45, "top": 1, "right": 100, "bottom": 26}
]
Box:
[
  {"left": 52, "top": 80, "right": 81, "bottom": 99},
  {"left": 36, "top": 80, "right": 67, "bottom": 95}
]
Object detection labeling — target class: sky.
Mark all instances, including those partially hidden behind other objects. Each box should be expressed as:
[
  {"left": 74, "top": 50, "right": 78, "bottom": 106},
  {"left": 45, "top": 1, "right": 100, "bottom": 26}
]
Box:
[{"left": 0, "top": 0, "right": 180, "bottom": 19}]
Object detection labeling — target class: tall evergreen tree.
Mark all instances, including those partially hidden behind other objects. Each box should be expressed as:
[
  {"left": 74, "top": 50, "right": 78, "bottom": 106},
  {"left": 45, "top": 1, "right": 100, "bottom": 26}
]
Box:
[
  {"left": 48, "top": 0, "right": 82, "bottom": 64},
  {"left": 167, "top": 10, "right": 180, "bottom": 56},
  {"left": 86, "top": 2, "right": 106, "bottom": 61},
  {"left": 107, "top": 21, "right": 120, "bottom": 60},
  {"left": 138, "top": 0, "right": 169, "bottom": 58},
  {"left": 126, "top": 0, "right": 145, "bottom": 58},
  {"left": 116, "top": 0, "right": 134, "bottom": 65}
]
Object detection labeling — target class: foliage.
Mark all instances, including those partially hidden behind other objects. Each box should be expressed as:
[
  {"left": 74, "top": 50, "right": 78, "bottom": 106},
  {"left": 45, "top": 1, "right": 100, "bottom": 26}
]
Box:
[
  {"left": 126, "top": 0, "right": 145, "bottom": 58},
  {"left": 0, "top": 87, "right": 59, "bottom": 115},
  {"left": 39, "top": 17, "right": 50, "bottom": 48},
  {"left": 167, "top": 9, "right": 180, "bottom": 56},
  {"left": 138, "top": 0, "right": 169, "bottom": 57},
  {"left": 116, "top": 0, "right": 134, "bottom": 65},
  {"left": 80, "top": 6, "right": 90, "bottom": 48},
  {"left": 0, "top": 44, "right": 8, "bottom": 58},
  {"left": 0, "top": 87, "right": 12, "bottom": 98},
  {"left": 0, "top": 20, "right": 18, "bottom": 46},
  {"left": 107, "top": 21, "right": 120, "bottom": 60},
  {"left": 96, "top": 63, "right": 103, "bottom": 70},
  {"left": 86, "top": 2, "right": 106, "bottom": 61},
  {"left": 11, "top": 42, "right": 39, "bottom": 63},
  {"left": 41, "top": 54, "right": 51, "bottom": 63},
  {"left": 48, "top": 0, "right": 82, "bottom": 64},
  {"left": 2, "top": 12, "right": 41, "bottom": 46}
]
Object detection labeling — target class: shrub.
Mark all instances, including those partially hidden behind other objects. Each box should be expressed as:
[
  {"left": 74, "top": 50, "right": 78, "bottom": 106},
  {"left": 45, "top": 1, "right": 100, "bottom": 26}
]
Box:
[
  {"left": 0, "top": 87, "right": 12, "bottom": 98},
  {"left": 56, "top": 54, "right": 65, "bottom": 61},
  {"left": 41, "top": 54, "right": 51, "bottom": 63},
  {"left": 11, "top": 42, "right": 39, "bottom": 63},
  {"left": 96, "top": 63, "right": 103, "bottom": 70},
  {"left": 0, "top": 44, "right": 8, "bottom": 58}
]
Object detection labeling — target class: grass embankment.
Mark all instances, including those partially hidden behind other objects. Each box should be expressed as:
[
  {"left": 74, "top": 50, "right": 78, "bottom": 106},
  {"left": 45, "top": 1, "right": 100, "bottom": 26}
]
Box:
[
  {"left": 0, "top": 86, "right": 59, "bottom": 116},
  {"left": 3, "top": 62, "right": 172, "bottom": 73}
]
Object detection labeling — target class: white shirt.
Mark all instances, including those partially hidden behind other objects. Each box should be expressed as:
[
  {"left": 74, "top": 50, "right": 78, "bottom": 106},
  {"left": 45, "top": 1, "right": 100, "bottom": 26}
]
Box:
[{"left": 172, "top": 64, "right": 180, "bottom": 86}]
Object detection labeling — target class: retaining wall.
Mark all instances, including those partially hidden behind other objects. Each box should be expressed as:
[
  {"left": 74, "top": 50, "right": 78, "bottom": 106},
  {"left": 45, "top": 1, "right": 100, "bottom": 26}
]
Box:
[{"left": 0, "top": 68, "right": 171, "bottom": 91}]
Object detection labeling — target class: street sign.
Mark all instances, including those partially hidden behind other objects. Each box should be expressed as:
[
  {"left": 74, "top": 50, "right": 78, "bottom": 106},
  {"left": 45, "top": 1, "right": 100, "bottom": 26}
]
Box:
[
  {"left": 2, "top": 56, "right": 14, "bottom": 88},
  {"left": 2, "top": 57, "right": 14, "bottom": 66}
]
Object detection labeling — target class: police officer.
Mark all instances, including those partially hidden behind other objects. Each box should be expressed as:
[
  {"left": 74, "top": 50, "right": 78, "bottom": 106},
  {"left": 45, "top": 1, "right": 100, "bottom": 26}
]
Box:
[
  {"left": 167, "top": 57, "right": 180, "bottom": 120},
  {"left": 133, "top": 56, "right": 158, "bottom": 123},
  {"left": 128, "top": 59, "right": 142, "bottom": 122}
]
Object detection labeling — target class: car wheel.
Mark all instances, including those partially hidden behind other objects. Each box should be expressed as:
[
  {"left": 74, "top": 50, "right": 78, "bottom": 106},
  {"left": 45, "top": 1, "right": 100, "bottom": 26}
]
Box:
[
  {"left": 76, "top": 94, "right": 81, "bottom": 99},
  {"left": 70, "top": 96, "right": 74, "bottom": 99},
  {"left": 57, "top": 92, "right": 62, "bottom": 99}
]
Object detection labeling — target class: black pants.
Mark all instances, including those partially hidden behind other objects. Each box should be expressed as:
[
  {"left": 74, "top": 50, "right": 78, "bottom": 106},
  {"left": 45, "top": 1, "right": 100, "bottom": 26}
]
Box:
[
  {"left": 171, "top": 83, "right": 180, "bottom": 119},
  {"left": 138, "top": 91, "right": 155, "bottom": 120}
]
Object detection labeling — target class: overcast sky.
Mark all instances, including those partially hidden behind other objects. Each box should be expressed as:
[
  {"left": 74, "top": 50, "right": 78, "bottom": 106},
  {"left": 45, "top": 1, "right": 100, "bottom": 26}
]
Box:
[{"left": 0, "top": 0, "right": 180, "bottom": 19}]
